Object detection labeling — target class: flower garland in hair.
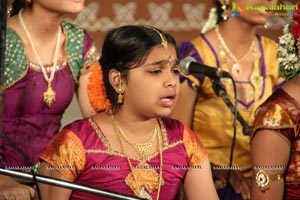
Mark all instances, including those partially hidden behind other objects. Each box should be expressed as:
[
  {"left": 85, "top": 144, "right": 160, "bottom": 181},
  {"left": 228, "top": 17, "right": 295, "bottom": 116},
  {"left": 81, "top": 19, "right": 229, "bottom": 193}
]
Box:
[
  {"left": 277, "top": 3, "right": 300, "bottom": 80},
  {"left": 277, "top": 24, "right": 300, "bottom": 79},
  {"left": 87, "top": 62, "right": 111, "bottom": 111},
  {"left": 201, "top": 8, "right": 218, "bottom": 34}
]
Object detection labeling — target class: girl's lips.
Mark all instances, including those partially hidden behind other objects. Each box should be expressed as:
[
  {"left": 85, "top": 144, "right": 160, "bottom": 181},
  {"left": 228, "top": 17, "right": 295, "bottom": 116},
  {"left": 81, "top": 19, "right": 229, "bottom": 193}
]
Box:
[
  {"left": 161, "top": 93, "right": 176, "bottom": 107},
  {"left": 161, "top": 97, "right": 176, "bottom": 107}
]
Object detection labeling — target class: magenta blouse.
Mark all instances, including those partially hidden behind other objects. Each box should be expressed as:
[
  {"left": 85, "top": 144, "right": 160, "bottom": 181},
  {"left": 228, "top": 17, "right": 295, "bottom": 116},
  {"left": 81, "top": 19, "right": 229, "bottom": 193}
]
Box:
[{"left": 40, "top": 117, "right": 207, "bottom": 200}]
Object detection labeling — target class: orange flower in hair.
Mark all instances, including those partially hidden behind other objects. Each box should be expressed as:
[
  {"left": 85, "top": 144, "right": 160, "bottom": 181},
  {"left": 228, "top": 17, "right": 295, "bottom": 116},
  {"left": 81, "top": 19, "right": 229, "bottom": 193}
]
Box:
[{"left": 87, "top": 62, "right": 111, "bottom": 111}]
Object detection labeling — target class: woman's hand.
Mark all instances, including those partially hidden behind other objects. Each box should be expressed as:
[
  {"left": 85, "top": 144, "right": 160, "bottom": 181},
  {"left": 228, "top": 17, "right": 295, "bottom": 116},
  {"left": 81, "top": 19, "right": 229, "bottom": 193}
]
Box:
[
  {"left": 212, "top": 166, "right": 251, "bottom": 200},
  {"left": 0, "top": 175, "right": 35, "bottom": 200}
]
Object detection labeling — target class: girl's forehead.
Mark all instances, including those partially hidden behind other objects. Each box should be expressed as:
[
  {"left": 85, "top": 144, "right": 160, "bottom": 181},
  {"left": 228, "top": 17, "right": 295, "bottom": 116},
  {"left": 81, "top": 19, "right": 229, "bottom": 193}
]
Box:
[
  {"left": 146, "top": 45, "right": 177, "bottom": 59},
  {"left": 142, "top": 55, "right": 178, "bottom": 68}
]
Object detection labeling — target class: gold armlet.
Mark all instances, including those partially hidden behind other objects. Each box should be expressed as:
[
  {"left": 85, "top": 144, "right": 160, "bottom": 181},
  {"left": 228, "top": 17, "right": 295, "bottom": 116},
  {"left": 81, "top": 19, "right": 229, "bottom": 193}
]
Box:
[{"left": 255, "top": 170, "right": 282, "bottom": 191}]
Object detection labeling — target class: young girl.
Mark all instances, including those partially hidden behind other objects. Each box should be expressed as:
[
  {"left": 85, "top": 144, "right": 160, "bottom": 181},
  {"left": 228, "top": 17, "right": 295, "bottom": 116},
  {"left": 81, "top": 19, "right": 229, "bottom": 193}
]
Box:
[{"left": 37, "top": 25, "right": 219, "bottom": 200}]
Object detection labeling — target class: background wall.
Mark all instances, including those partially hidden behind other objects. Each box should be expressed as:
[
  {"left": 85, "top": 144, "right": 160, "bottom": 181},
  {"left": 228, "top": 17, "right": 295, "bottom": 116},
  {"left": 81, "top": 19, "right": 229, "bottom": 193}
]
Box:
[{"left": 61, "top": 0, "right": 295, "bottom": 126}]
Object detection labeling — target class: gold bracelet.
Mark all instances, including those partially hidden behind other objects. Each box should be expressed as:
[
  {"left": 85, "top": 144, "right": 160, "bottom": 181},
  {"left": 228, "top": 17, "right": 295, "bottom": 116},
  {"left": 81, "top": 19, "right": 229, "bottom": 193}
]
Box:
[{"left": 255, "top": 170, "right": 282, "bottom": 191}]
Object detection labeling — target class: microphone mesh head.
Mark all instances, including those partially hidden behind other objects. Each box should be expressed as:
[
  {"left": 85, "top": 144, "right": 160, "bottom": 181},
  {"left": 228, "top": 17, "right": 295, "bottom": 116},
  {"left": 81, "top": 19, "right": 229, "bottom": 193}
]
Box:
[{"left": 179, "top": 56, "right": 197, "bottom": 75}]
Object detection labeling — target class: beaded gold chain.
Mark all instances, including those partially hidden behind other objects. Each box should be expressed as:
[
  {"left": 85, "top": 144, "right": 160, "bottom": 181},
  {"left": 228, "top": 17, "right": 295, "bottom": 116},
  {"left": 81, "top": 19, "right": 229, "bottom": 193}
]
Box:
[
  {"left": 18, "top": 9, "right": 61, "bottom": 108},
  {"left": 215, "top": 25, "right": 256, "bottom": 79},
  {"left": 111, "top": 114, "right": 163, "bottom": 200},
  {"left": 215, "top": 25, "right": 262, "bottom": 102}
]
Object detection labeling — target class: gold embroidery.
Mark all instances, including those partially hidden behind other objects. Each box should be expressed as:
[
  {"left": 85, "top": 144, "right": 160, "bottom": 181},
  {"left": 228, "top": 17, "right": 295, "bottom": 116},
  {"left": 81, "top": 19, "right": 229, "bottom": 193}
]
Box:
[
  {"left": 87, "top": 117, "right": 178, "bottom": 161},
  {"left": 125, "top": 163, "right": 165, "bottom": 199},
  {"left": 89, "top": 118, "right": 115, "bottom": 154},
  {"left": 250, "top": 48, "right": 263, "bottom": 102},
  {"left": 40, "top": 130, "right": 85, "bottom": 181},
  {"left": 183, "top": 126, "right": 207, "bottom": 166}
]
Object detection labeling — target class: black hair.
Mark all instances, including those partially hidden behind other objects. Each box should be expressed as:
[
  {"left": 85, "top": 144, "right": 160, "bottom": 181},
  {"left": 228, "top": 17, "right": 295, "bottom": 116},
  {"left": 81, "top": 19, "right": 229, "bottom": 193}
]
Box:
[
  {"left": 213, "top": 0, "right": 224, "bottom": 24},
  {"left": 99, "top": 25, "right": 177, "bottom": 112},
  {"left": 9, "top": 0, "right": 32, "bottom": 17}
]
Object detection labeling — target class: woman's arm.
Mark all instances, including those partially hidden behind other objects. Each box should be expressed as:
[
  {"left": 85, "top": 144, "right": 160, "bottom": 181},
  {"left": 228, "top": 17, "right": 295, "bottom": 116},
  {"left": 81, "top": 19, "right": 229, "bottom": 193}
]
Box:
[
  {"left": 77, "top": 70, "right": 97, "bottom": 118},
  {"left": 251, "top": 129, "right": 290, "bottom": 200},
  {"left": 36, "top": 162, "right": 73, "bottom": 200},
  {"left": 184, "top": 157, "right": 219, "bottom": 200},
  {"left": 0, "top": 175, "right": 35, "bottom": 200}
]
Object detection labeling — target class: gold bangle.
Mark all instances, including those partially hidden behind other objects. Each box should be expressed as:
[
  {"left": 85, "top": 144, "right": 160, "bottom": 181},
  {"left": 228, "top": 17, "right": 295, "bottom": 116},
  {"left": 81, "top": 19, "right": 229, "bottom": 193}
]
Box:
[{"left": 255, "top": 170, "right": 282, "bottom": 191}]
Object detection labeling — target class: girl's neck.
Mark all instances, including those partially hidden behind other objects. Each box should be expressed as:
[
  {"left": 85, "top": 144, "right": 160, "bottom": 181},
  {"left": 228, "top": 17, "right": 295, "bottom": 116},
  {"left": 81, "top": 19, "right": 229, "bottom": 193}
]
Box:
[
  {"left": 111, "top": 111, "right": 158, "bottom": 136},
  {"left": 217, "top": 20, "right": 257, "bottom": 58},
  {"left": 21, "top": 7, "right": 63, "bottom": 36}
]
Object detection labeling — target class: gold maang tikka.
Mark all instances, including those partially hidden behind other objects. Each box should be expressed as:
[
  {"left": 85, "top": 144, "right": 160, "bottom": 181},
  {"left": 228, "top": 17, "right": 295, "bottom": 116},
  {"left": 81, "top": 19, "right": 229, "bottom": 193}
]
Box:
[{"left": 143, "top": 26, "right": 168, "bottom": 49}]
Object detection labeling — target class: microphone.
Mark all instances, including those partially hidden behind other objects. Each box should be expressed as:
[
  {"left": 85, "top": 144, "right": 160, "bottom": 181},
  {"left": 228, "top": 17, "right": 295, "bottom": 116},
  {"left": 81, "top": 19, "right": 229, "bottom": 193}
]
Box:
[{"left": 179, "top": 56, "right": 232, "bottom": 79}]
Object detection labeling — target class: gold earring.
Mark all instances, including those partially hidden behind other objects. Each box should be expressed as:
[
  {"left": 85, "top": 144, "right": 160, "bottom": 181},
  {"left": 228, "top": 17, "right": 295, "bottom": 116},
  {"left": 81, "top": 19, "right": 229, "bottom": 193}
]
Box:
[
  {"left": 117, "top": 84, "right": 124, "bottom": 104},
  {"left": 221, "top": 0, "right": 230, "bottom": 21}
]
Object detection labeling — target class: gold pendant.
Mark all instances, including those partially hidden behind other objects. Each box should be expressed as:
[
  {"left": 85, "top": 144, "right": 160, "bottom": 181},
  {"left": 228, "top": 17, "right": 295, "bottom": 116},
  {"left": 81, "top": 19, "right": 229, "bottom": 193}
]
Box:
[
  {"left": 139, "top": 187, "right": 152, "bottom": 200},
  {"left": 43, "top": 83, "right": 56, "bottom": 108},
  {"left": 136, "top": 143, "right": 152, "bottom": 159},
  {"left": 231, "top": 63, "right": 240, "bottom": 78}
]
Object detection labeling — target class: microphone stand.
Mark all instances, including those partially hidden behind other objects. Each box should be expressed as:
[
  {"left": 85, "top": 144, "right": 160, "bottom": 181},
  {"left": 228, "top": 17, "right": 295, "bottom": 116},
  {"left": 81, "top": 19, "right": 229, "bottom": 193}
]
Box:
[
  {"left": 211, "top": 79, "right": 252, "bottom": 136},
  {"left": 0, "top": 168, "right": 145, "bottom": 200},
  {"left": 210, "top": 77, "right": 238, "bottom": 200}
]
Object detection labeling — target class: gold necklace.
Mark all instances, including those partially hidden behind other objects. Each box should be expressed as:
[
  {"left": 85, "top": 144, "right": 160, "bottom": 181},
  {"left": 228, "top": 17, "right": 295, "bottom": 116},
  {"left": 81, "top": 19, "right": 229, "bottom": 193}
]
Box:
[
  {"left": 18, "top": 9, "right": 61, "bottom": 108},
  {"left": 111, "top": 115, "right": 158, "bottom": 159},
  {"left": 111, "top": 114, "right": 163, "bottom": 200},
  {"left": 217, "top": 26, "right": 262, "bottom": 103},
  {"left": 215, "top": 25, "right": 256, "bottom": 79}
]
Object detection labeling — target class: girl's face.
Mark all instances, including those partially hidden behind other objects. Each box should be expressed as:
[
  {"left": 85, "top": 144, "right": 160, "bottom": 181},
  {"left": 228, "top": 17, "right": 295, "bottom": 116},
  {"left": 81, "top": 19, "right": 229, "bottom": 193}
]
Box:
[
  {"left": 232, "top": 0, "right": 279, "bottom": 25},
  {"left": 121, "top": 44, "right": 180, "bottom": 119},
  {"left": 35, "top": 0, "right": 85, "bottom": 14}
]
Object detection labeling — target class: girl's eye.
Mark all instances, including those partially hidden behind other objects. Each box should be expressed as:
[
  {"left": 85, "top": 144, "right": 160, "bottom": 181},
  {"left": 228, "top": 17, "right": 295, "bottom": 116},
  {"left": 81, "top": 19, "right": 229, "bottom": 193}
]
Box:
[
  {"left": 173, "top": 69, "right": 180, "bottom": 75},
  {"left": 172, "top": 65, "right": 180, "bottom": 75},
  {"left": 150, "top": 70, "right": 162, "bottom": 74}
]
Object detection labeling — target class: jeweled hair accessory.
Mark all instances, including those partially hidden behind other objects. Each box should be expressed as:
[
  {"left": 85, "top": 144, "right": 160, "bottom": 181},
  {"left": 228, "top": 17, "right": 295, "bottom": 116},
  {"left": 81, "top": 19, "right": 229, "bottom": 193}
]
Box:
[
  {"left": 277, "top": 3, "right": 300, "bottom": 80},
  {"left": 201, "top": 8, "right": 218, "bottom": 34},
  {"left": 143, "top": 26, "right": 168, "bottom": 49}
]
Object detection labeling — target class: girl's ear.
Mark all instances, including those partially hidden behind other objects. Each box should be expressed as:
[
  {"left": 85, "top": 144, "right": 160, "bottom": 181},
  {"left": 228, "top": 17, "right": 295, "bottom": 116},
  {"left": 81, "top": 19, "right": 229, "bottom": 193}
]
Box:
[{"left": 108, "top": 69, "right": 122, "bottom": 93}]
